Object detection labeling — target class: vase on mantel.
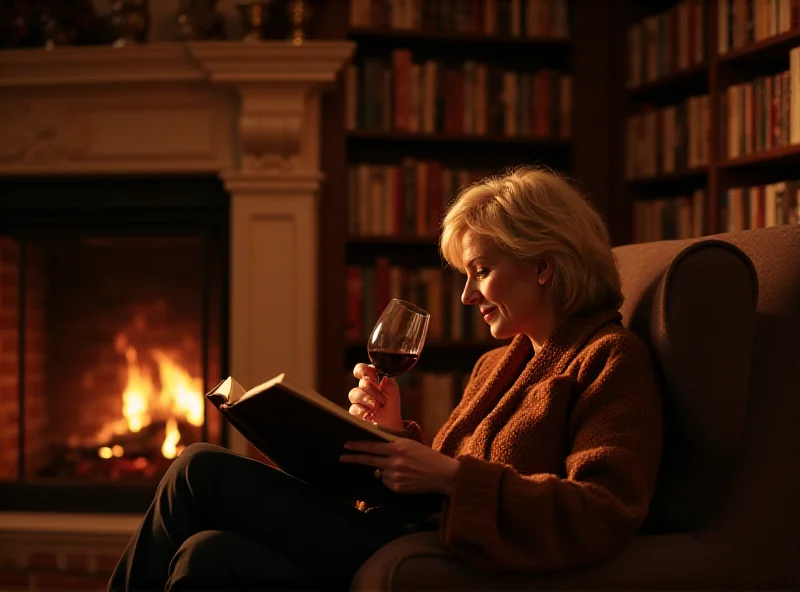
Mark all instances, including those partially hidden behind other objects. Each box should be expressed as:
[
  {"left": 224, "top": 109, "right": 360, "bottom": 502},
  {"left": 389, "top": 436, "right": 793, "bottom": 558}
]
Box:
[
  {"left": 109, "top": 0, "right": 150, "bottom": 47},
  {"left": 176, "top": 0, "right": 225, "bottom": 41},
  {"left": 236, "top": 0, "right": 274, "bottom": 42}
]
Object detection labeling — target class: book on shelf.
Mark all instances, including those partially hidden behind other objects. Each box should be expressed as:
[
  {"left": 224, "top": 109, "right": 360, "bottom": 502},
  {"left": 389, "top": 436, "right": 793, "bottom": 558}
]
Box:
[
  {"left": 346, "top": 261, "right": 492, "bottom": 343},
  {"left": 626, "top": 0, "right": 708, "bottom": 88},
  {"left": 347, "top": 161, "right": 488, "bottom": 238},
  {"left": 721, "top": 69, "right": 798, "bottom": 160},
  {"left": 717, "top": 0, "right": 799, "bottom": 56},
  {"left": 632, "top": 190, "right": 706, "bottom": 242},
  {"left": 349, "top": 0, "right": 570, "bottom": 39},
  {"left": 345, "top": 52, "right": 572, "bottom": 138},
  {"left": 625, "top": 95, "right": 710, "bottom": 180},
  {"left": 206, "top": 374, "right": 407, "bottom": 505},
  {"left": 721, "top": 181, "right": 800, "bottom": 231}
]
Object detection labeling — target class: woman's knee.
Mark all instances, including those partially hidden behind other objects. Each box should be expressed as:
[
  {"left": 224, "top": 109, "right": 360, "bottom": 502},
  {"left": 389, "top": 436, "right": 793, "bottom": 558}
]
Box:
[
  {"left": 166, "top": 530, "right": 230, "bottom": 590},
  {"left": 158, "top": 442, "right": 231, "bottom": 493}
]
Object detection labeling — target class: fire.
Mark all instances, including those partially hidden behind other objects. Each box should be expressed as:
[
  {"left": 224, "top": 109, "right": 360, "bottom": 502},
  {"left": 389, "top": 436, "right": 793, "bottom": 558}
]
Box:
[{"left": 96, "top": 332, "right": 204, "bottom": 459}]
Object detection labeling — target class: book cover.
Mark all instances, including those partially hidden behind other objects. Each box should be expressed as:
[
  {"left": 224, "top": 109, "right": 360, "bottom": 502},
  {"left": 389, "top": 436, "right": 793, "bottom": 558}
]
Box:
[{"left": 205, "top": 374, "right": 404, "bottom": 506}]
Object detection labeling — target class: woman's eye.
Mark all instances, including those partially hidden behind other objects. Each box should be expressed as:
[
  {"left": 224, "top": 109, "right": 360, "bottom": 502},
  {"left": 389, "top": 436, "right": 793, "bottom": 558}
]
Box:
[{"left": 476, "top": 268, "right": 489, "bottom": 279}]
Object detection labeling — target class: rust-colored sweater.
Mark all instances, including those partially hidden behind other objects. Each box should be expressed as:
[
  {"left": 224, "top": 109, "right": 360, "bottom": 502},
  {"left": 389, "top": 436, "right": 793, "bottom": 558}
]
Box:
[{"left": 409, "top": 309, "right": 663, "bottom": 573}]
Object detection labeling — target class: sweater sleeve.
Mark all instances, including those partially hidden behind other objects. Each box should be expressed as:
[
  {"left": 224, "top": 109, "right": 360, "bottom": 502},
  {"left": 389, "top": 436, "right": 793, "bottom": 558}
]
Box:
[{"left": 439, "top": 338, "right": 664, "bottom": 572}]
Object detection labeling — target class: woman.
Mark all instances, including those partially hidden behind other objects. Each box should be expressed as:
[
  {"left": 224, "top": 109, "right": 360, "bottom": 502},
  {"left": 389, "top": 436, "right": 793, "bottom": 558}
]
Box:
[{"left": 108, "top": 167, "right": 663, "bottom": 591}]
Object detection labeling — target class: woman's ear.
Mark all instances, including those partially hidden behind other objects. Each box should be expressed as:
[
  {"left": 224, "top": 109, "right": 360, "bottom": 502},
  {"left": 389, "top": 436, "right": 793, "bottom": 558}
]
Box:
[{"left": 535, "top": 256, "right": 555, "bottom": 284}]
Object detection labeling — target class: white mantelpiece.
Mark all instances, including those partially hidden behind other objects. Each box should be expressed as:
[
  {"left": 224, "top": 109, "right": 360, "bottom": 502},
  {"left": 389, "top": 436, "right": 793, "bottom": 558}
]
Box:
[{"left": 0, "top": 41, "right": 354, "bottom": 455}]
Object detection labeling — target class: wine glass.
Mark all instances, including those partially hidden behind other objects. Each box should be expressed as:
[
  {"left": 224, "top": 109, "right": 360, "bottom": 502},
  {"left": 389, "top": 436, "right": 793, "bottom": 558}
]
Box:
[{"left": 366, "top": 299, "right": 430, "bottom": 415}]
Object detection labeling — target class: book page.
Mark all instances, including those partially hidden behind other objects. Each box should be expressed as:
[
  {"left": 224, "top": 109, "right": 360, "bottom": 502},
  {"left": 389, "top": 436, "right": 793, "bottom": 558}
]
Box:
[{"left": 208, "top": 376, "right": 248, "bottom": 405}]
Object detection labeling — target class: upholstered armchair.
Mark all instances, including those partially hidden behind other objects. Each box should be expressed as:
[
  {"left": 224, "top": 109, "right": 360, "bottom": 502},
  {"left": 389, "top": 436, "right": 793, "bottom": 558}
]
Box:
[{"left": 351, "top": 225, "right": 800, "bottom": 591}]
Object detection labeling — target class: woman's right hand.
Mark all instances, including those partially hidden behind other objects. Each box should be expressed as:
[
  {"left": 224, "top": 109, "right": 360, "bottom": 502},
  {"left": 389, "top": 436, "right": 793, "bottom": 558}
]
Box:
[{"left": 348, "top": 363, "right": 404, "bottom": 432}]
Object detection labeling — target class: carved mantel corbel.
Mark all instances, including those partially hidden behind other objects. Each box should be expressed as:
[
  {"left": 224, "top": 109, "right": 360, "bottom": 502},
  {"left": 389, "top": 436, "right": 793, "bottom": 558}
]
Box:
[{"left": 187, "top": 42, "right": 354, "bottom": 173}]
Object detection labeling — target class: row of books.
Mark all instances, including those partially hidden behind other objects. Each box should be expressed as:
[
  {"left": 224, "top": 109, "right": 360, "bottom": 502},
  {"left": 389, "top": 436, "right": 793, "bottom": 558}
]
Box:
[
  {"left": 348, "top": 0, "right": 570, "bottom": 39},
  {"left": 632, "top": 190, "right": 706, "bottom": 243},
  {"left": 345, "top": 263, "right": 492, "bottom": 343},
  {"left": 626, "top": 0, "right": 709, "bottom": 89},
  {"left": 624, "top": 94, "right": 710, "bottom": 180},
  {"left": 721, "top": 69, "right": 796, "bottom": 160},
  {"left": 347, "top": 162, "right": 487, "bottom": 237},
  {"left": 717, "top": 0, "right": 798, "bottom": 55},
  {"left": 345, "top": 56, "right": 573, "bottom": 138},
  {"left": 722, "top": 181, "right": 800, "bottom": 232}
]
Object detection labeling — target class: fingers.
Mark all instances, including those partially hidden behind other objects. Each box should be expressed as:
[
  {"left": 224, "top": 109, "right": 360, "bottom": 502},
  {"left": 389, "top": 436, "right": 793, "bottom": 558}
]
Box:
[
  {"left": 339, "top": 453, "right": 388, "bottom": 468},
  {"left": 343, "top": 440, "right": 396, "bottom": 454},
  {"left": 348, "top": 403, "right": 373, "bottom": 420},
  {"left": 347, "top": 387, "right": 385, "bottom": 412},
  {"left": 353, "top": 363, "right": 379, "bottom": 382}
]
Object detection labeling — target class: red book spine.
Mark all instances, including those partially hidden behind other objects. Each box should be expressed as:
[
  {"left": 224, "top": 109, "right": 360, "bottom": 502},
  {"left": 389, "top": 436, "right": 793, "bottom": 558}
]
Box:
[{"left": 345, "top": 266, "right": 363, "bottom": 340}]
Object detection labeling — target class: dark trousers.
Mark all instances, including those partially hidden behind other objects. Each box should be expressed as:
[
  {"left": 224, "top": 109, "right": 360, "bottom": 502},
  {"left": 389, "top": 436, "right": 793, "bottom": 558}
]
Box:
[{"left": 108, "top": 443, "right": 431, "bottom": 592}]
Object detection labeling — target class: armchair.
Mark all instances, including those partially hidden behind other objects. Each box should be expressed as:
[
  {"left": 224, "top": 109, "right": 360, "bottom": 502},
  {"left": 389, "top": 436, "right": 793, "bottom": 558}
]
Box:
[{"left": 351, "top": 226, "right": 800, "bottom": 591}]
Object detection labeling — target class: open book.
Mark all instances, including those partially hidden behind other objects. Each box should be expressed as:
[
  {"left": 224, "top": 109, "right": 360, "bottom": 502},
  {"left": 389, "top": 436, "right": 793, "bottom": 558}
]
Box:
[{"left": 206, "top": 373, "right": 403, "bottom": 505}]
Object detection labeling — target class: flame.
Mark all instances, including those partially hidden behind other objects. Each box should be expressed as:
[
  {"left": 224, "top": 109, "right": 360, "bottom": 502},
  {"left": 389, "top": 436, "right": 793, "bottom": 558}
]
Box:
[
  {"left": 122, "top": 345, "right": 153, "bottom": 433},
  {"left": 162, "top": 417, "right": 181, "bottom": 459},
  {"left": 97, "top": 331, "right": 204, "bottom": 460}
]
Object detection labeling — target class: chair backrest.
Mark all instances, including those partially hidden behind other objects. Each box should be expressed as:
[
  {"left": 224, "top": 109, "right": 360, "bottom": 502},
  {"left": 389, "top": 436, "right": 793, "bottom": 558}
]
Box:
[{"left": 612, "top": 226, "right": 800, "bottom": 579}]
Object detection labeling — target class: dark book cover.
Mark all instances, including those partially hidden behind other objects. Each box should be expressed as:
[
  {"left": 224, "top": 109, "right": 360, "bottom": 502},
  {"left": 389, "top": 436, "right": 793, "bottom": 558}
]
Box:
[{"left": 206, "top": 375, "right": 406, "bottom": 506}]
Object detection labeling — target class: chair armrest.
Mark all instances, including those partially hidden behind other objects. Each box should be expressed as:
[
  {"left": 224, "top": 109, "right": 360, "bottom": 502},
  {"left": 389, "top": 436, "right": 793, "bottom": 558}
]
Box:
[{"left": 351, "top": 531, "right": 714, "bottom": 591}]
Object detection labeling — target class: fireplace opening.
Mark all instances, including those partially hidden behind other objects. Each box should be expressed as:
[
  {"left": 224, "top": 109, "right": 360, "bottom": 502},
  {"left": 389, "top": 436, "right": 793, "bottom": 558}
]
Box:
[{"left": 0, "top": 176, "right": 229, "bottom": 513}]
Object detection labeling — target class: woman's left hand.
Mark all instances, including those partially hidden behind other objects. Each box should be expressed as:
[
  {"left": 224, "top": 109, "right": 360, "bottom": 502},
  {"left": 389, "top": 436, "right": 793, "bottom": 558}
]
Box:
[{"left": 340, "top": 438, "right": 460, "bottom": 495}]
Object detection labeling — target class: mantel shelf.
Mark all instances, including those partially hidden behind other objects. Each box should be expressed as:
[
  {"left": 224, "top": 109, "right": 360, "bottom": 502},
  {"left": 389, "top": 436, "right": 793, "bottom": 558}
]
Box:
[{"left": 0, "top": 41, "right": 356, "bottom": 88}]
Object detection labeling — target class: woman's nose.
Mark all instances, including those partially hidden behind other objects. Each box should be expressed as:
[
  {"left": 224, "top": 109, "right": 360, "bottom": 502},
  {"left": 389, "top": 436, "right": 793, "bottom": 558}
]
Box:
[{"left": 461, "top": 281, "right": 480, "bottom": 306}]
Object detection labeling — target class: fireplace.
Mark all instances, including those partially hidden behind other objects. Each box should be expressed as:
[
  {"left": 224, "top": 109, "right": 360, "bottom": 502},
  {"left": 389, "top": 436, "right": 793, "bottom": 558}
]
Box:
[
  {"left": 0, "top": 39, "right": 353, "bottom": 590},
  {"left": 0, "top": 176, "right": 229, "bottom": 513}
]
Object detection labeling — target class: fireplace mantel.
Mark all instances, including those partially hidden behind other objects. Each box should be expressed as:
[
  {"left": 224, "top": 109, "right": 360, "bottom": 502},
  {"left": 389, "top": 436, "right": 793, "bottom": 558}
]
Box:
[{"left": 0, "top": 41, "right": 355, "bottom": 456}]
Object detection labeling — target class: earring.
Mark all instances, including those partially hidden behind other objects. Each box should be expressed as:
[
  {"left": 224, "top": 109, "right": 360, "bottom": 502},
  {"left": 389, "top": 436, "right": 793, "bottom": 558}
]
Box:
[{"left": 538, "top": 277, "right": 545, "bottom": 285}]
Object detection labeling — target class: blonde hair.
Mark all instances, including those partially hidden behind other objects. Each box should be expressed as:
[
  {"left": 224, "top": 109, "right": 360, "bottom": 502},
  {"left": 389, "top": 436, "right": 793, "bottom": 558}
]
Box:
[{"left": 439, "top": 166, "right": 623, "bottom": 315}]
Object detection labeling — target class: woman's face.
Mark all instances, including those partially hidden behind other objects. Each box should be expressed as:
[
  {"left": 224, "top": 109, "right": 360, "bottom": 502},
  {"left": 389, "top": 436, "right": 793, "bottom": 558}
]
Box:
[{"left": 459, "top": 230, "right": 551, "bottom": 341}]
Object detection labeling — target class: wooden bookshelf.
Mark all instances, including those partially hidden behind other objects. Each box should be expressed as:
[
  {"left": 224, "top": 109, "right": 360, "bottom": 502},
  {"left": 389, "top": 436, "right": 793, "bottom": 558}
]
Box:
[
  {"left": 626, "top": 167, "right": 709, "bottom": 192},
  {"left": 717, "top": 145, "right": 800, "bottom": 169},
  {"left": 620, "top": 0, "right": 800, "bottom": 245},
  {"left": 346, "top": 130, "right": 572, "bottom": 147},
  {"left": 718, "top": 29, "right": 800, "bottom": 66},
  {"left": 347, "top": 27, "right": 572, "bottom": 49},
  {"left": 626, "top": 63, "right": 709, "bottom": 103},
  {"left": 345, "top": 235, "right": 438, "bottom": 246},
  {"left": 314, "top": 0, "right": 610, "bottom": 423}
]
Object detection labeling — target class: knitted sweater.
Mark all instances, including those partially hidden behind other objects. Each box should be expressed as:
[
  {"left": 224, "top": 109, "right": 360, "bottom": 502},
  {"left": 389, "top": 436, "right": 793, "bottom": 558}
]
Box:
[{"left": 419, "top": 308, "right": 663, "bottom": 573}]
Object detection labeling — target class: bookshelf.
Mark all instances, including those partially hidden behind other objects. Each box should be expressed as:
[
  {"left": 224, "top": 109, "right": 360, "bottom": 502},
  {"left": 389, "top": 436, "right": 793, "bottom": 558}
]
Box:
[
  {"left": 621, "top": 0, "right": 800, "bottom": 245},
  {"left": 314, "top": 0, "right": 580, "bottom": 436}
]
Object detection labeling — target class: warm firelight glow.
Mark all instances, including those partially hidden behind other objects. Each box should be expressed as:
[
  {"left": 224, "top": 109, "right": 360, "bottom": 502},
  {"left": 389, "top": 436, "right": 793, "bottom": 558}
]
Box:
[
  {"left": 96, "top": 331, "right": 204, "bottom": 460},
  {"left": 162, "top": 417, "right": 181, "bottom": 459}
]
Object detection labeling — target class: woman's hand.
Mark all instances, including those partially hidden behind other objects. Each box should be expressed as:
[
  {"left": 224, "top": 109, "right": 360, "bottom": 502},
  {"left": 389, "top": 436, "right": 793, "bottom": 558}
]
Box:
[
  {"left": 348, "top": 363, "right": 403, "bottom": 432},
  {"left": 340, "top": 438, "right": 460, "bottom": 495}
]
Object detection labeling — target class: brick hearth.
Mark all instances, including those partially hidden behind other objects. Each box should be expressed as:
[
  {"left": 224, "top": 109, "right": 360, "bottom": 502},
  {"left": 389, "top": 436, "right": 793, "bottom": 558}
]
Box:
[{"left": 0, "top": 512, "right": 139, "bottom": 590}]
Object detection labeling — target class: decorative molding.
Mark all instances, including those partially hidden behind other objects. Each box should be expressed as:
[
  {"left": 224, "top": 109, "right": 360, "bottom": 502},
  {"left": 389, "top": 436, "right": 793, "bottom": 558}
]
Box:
[
  {"left": 0, "top": 44, "right": 200, "bottom": 87},
  {"left": 0, "top": 101, "right": 91, "bottom": 163},
  {"left": 0, "top": 41, "right": 354, "bottom": 175},
  {"left": 185, "top": 42, "right": 355, "bottom": 84},
  {"left": 220, "top": 170, "right": 324, "bottom": 196},
  {"left": 187, "top": 42, "right": 354, "bottom": 173}
]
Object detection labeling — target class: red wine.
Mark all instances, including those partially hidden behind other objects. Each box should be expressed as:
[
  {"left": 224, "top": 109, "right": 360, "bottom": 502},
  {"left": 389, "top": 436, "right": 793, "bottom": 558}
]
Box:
[{"left": 368, "top": 350, "right": 419, "bottom": 377}]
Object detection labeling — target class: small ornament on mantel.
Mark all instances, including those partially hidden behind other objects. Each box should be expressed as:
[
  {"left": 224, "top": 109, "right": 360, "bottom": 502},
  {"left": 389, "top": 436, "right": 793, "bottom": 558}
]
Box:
[
  {"left": 176, "top": 0, "right": 225, "bottom": 41},
  {"left": 109, "top": 0, "right": 150, "bottom": 47},
  {"left": 287, "top": 0, "right": 311, "bottom": 46},
  {"left": 236, "top": 0, "right": 274, "bottom": 42}
]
